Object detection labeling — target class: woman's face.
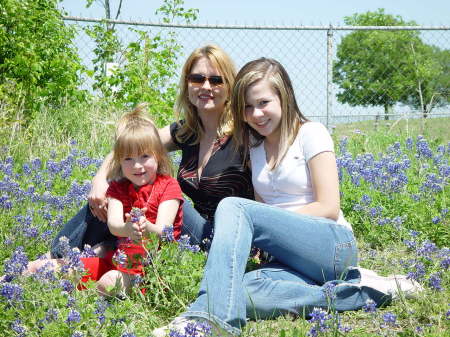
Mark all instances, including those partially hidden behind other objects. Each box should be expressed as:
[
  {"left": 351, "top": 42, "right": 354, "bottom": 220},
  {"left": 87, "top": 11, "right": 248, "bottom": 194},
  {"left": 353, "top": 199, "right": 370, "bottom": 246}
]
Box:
[
  {"left": 244, "top": 79, "right": 282, "bottom": 141},
  {"left": 187, "top": 57, "right": 227, "bottom": 115}
]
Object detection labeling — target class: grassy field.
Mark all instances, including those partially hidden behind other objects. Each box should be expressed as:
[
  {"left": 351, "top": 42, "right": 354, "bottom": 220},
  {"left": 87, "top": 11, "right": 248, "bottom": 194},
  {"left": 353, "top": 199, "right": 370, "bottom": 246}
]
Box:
[{"left": 0, "top": 107, "right": 448, "bottom": 337}]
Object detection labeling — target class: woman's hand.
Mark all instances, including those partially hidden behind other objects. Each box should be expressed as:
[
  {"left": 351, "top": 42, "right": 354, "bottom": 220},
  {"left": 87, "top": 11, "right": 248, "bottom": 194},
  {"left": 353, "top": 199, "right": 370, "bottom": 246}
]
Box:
[{"left": 88, "top": 177, "right": 109, "bottom": 222}]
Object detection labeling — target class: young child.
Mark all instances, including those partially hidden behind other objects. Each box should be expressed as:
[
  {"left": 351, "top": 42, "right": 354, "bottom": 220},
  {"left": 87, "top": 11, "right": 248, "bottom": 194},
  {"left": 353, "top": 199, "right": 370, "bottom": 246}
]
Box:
[{"left": 27, "top": 104, "right": 184, "bottom": 296}]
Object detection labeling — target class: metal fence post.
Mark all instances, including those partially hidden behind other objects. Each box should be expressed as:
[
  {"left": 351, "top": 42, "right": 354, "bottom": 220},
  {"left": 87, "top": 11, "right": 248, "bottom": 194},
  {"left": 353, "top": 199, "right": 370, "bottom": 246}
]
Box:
[{"left": 326, "top": 26, "right": 333, "bottom": 130}]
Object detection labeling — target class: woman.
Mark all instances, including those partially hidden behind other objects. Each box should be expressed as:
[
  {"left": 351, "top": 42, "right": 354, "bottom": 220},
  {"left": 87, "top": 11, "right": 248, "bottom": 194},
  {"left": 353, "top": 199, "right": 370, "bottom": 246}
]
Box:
[
  {"left": 153, "top": 58, "right": 422, "bottom": 337},
  {"left": 51, "top": 45, "right": 254, "bottom": 257}
]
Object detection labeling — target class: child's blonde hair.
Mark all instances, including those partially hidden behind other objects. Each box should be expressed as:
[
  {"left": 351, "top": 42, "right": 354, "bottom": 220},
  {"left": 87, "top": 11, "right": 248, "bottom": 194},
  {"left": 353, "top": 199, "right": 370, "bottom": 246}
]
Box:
[{"left": 107, "top": 103, "right": 172, "bottom": 181}]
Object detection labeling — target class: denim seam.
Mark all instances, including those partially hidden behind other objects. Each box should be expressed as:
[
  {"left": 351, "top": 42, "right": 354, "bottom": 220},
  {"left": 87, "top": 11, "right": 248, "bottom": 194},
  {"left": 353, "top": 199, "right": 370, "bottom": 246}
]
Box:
[{"left": 226, "top": 202, "right": 242, "bottom": 320}]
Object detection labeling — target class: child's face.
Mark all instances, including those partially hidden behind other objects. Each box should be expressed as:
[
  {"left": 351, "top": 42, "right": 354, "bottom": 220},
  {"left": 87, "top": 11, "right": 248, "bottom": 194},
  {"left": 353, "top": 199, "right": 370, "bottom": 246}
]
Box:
[
  {"left": 244, "top": 79, "right": 282, "bottom": 141},
  {"left": 120, "top": 152, "right": 158, "bottom": 188}
]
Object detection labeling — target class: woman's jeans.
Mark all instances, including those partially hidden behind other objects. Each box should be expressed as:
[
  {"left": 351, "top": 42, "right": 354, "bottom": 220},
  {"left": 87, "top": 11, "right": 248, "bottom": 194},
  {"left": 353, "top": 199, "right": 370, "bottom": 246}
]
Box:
[
  {"left": 182, "top": 197, "right": 389, "bottom": 336},
  {"left": 50, "top": 199, "right": 212, "bottom": 257}
]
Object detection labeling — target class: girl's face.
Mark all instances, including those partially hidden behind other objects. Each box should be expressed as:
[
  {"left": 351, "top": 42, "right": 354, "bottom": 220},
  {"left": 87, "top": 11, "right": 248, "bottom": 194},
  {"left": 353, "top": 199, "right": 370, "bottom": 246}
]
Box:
[
  {"left": 244, "top": 79, "right": 282, "bottom": 141},
  {"left": 187, "top": 57, "right": 227, "bottom": 115},
  {"left": 120, "top": 152, "right": 158, "bottom": 188}
]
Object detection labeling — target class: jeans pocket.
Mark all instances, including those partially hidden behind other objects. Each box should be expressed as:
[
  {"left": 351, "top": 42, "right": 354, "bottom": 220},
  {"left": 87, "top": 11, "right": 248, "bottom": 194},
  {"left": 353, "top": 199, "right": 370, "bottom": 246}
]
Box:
[{"left": 334, "top": 239, "right": 357, "bottom": 280}]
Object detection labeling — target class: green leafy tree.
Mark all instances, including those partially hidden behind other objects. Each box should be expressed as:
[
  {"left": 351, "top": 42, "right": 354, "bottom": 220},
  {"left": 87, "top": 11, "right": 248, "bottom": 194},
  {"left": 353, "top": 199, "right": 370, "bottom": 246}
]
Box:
[
  {"left": 401, "top": 45, "right": 449, "bottom": 118},
  {"left": 85, "top": 0, "right": 198, "bottom": 126},
  {"left": 333, "top": 9, "right": 432, "bottom": 120},
  {"left": 0, "top": 0, "right": 86, "bottom": 120}
]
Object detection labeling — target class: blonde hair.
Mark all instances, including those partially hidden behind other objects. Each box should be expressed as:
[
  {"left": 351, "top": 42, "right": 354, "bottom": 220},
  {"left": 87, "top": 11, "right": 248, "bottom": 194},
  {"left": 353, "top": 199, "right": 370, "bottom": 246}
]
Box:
[
  {"left": 174, "top": 44, "right": 236, "bottom": 144},
  {"left": 231, "top": 58, "right": 308, "bottom": 170},
  {"left": 107, "top": 103, "right": 172, "bottom": 181}
]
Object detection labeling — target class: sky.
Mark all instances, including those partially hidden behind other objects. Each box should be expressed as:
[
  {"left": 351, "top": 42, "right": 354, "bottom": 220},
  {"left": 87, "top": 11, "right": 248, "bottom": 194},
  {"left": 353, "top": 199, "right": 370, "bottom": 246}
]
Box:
[
  {"left": 58, "top": 1, "right": 450, "bottom": 123},
  {"left": 60, "top": 0, "right": 450, "bottom": 26}
]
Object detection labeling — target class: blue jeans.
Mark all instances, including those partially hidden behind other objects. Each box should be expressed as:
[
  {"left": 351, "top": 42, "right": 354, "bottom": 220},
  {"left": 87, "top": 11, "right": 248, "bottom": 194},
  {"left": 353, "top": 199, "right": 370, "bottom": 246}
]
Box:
[
  {"left": 182, "top": 197, "right": 388, "bottom": 336},
  {"left": 180, "top": 199, "right": 214, "bottom": 247}
]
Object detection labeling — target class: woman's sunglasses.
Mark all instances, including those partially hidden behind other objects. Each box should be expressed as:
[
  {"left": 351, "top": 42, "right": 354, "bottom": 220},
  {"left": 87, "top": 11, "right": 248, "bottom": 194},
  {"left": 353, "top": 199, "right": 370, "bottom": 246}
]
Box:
[{"left": 187, "top": 73, "right": 224, "bottom": 87}]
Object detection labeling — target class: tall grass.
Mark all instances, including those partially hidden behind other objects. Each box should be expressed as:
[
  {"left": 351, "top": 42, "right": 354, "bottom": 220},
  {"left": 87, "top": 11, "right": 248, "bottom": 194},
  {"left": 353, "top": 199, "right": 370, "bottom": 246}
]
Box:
[{"left": 0, "top": 104, "right": 448, "bottom": 336}]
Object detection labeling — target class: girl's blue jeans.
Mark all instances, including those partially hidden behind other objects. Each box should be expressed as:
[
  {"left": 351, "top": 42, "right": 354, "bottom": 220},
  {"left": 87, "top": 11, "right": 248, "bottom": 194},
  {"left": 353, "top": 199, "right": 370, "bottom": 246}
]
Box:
[{"left": 182, "top": 197, "right": 388, "bottom": 336}]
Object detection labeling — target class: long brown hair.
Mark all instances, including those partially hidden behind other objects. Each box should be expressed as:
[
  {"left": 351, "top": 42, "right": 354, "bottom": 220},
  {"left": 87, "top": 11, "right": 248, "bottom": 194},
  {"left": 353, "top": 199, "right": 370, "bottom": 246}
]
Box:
[
  {"left": 174, "top": 44, "right": 236, "bottom": 144},
  {"left": 107, "top": 103, "right": 172, "bottom": 181},
  {"left": 231, "top": 58, "right": 309, "bottom": 170}
]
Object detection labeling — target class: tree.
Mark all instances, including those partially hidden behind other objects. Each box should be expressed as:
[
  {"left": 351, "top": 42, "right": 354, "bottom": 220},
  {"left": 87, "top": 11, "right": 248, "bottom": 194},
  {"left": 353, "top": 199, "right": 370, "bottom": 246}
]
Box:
[
  {"left": 0, "top": 0, "right": 86, "bottom": 119},
  {"left": 333, "top": 9, "right": 432, "bottom": 120},
  {"left": 400, "top": 45, "right": 449, "bottom": 118},
  {"left": 84, "top": 0, "right": 198, "bottom": 126}
]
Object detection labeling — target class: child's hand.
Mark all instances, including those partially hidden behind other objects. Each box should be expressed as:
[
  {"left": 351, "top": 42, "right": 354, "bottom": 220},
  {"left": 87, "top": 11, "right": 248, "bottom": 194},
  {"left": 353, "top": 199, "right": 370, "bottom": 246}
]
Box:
[{"left": 124, "top": 207, "right": 148, "bottom": 241}]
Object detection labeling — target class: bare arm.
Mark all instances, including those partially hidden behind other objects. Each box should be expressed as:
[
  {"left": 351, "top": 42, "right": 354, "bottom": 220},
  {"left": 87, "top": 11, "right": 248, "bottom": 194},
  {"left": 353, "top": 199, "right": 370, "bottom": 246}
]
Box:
[
  {"left": 158, "top": 125, "right": 179, "bottom": 152},
  {"left": 88, "top": 152, "right": 113, "bottom": 222},
  {"left": 143, "top": 199, "right": 181, "bottom": 236},
  {"left": 293, "top": 151, "right": 340, "bottom": 221},
  {"left": 106, "top": 197, "right": 132, "bottom": 238}
]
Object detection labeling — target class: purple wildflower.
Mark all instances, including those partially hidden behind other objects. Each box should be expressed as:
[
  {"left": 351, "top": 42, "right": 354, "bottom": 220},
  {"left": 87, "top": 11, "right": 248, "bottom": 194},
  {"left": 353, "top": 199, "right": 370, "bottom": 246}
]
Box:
[
  {"left": 381, "top": 312, "right": 398, "bottom": 327},
  {"left": 4, "top": 246, "right": 29, "bottom": 277},
  {"left": 45, "top": 308, "right": 59, "bottom": 322},
  {"left": 363, "top": 299, "right": 377, "bottom": 313},
  {"left": 177, "top": 235, "right": 200, "bottom": 253},
  {"left": 1, "top": 282, "right": 23, "bottom": 302},
  {"left": 323, "top": 282, "right": 337, "bottom": 301},
  {"left": 11, "top": 319, "right": 27, "bottom": 337},
  {"left": 66, "top": 309, "right": 81, "bottom": 325},
  {"left": 432, "top": 216, "right": 441, "bottom": 224},
  {"left": 113, "top": 249, "right": 128, "bottom": 268},
  {"left": 60, "top": 279, "right": 75, "bottom": 293},
  {"left": 162, "top": 225, "right": 175, "bottom": 242},
  {"left": 428, "top": 273, "right": 443, "bottom": 291},
  {"left": 72, "top": 332, "right": 84, "bottom": 337}
]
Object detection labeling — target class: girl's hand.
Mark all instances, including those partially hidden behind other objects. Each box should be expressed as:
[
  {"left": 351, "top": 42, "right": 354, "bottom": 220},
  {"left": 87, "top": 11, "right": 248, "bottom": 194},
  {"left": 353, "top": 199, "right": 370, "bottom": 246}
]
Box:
[{"left": 124, "top": 213, "right": 144, "bottom": 241}]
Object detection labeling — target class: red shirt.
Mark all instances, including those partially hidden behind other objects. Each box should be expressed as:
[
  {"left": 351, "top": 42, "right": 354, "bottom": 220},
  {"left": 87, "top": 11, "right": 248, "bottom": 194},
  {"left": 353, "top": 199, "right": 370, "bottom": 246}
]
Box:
[{"left": 106, "top": 174, "right": 184, "bottom": 239}]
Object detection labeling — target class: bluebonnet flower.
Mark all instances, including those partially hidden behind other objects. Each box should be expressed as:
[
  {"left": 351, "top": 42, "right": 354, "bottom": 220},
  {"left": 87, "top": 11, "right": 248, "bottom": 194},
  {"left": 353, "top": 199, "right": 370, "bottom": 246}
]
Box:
[
  {"left": 416, "top": 138, "right": 433, "bottom": 159},
  {"left": 0, "top": 193, "right": 13, "bottom": 209},
  {"left": 66, "top": 309, "right": 81, "bottom": 325},
  {"left": 441, "top": 208, "right": 449, "bottom": 217},
  {"left": 24, "top": 226, "right": 39, "bottom": 239},
  {"left": 439, "top": 248, "right": 450, "bottom": 270},
  {"left": 72, "top": 332, "right": 84, "bottom": 337},
  {"left": 338, "top": 137, "right": 348, "bottom": 154},
  {"left": 446, "top": 305, "right": 450, "bottom": 320},
  {"left": 381, "top": 312, "right": 398, "bottom": 327},
  {"left": 60, "top": 248, "right": 84, "bottom": 274},
  {"left": 81, "top": 244, "right": 97, "bottom": 258},
  {"left": 45, "top": 308, "right": 59, "bottom": 322},
  {"left": 60, "top": 279, "right": 75, "bottom": 293},
  {"left": 428, "top": 273, "right": 443, "bottom": 291},
  {"left": 323, "top": 282, "right": 337, "bottom": 301},
  {"left": 66, "top": 295, "right": 76, "bottom": 307},
  {"left": 177, "top": 235, "right": 200, "bottom": 253},
  {"left": 416, "top": 240, "right": 437, "bottom": 258},
  {"left": 32, "top": 261, "right": 57, "bottom": 283},
  {"left": 432, "top": 216, "right": 441, "bottom": 224},
  {"left": 121, "top": 333, "right": 136, "bottom": 337},
  {"left": 307, "top": 307, "right": 332, "bottom": 337},
  {"left": 95, "top": 298, "right": 110, "bottom": 324},
  {"left": 360, "top": 194, "right": 371, "bottom": 205},
  {"left": 113, "top": 250, "right": 128, "bottom": 268},
  {"left": 162, "top": 225, "right": 175, "bottom": 242},
  {"left": 407, "top": 262, "right": 426, "bottom": 282},
  {"left": 363, "top": 299, "right": 377, "bottom": 313},
  {"left": 11, "top": 319, "right": 27, "bottom": 337},
  {"left": 1, "top": 282, "right": 23, "bottom": 302},
  {"left": 4, "top": 246, "right": 29, "bottom": 277}
]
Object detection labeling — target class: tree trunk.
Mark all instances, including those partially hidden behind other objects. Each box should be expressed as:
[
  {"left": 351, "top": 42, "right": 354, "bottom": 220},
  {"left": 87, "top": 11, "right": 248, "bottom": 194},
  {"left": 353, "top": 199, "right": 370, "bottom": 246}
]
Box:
[{"left": 384, "top": 104, "right": 391, "bottom": 121}]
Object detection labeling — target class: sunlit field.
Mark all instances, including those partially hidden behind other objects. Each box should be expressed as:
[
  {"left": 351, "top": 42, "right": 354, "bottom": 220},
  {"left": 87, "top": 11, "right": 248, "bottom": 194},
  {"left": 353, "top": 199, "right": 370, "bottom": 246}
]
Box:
[{"left": 1, "top": 114, "right": 448, "bottom": 336}]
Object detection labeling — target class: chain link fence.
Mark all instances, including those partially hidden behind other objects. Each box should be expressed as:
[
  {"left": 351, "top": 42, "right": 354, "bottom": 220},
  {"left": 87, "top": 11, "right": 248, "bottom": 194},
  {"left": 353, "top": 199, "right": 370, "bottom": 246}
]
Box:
[{"left": 63, "top": 17, "right": 450, "bottom": 127}]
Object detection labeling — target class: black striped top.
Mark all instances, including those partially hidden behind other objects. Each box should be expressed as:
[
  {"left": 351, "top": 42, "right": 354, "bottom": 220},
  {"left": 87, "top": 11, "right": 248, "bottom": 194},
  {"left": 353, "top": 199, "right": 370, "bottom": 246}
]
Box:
[{"left": 170, "top": 122, "right": 254, "bottom": 219}]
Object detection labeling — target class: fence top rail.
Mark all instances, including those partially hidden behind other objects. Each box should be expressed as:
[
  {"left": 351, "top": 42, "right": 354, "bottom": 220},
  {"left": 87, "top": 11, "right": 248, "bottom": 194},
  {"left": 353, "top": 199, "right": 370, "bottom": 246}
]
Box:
[{"left": 62, "top": 16, "right": 450, "bottom": 31}]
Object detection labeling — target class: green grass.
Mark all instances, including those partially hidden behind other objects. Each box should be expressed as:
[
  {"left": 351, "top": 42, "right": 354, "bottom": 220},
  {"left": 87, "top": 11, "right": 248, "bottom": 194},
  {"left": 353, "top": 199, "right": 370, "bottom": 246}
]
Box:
[{"left": 0, "top": 104, "right": 448, "bottom": 336}]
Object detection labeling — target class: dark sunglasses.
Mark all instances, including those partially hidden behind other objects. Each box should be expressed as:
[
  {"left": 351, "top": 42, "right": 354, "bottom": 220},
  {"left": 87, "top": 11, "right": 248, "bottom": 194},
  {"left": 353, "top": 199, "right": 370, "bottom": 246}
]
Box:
[{"left": 187, "top": 73, "right": 224, "bottom": 86}]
